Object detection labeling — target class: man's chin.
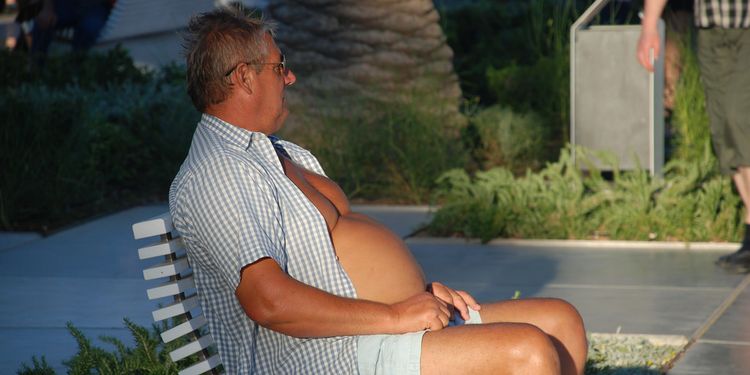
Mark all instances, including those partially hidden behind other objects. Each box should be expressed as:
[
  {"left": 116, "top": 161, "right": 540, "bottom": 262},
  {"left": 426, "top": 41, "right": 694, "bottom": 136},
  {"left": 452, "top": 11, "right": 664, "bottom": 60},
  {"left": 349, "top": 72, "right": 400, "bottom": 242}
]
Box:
[{"left": 273, "top": 109, "right": 290, "bottom": 132}]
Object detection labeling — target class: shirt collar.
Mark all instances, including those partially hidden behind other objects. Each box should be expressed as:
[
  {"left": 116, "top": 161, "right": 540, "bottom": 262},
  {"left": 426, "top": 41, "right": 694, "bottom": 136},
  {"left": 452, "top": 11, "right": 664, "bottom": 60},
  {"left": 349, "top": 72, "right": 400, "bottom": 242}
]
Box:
[{"left": 201, "top": 113, "right": 287, "bottom": 150}]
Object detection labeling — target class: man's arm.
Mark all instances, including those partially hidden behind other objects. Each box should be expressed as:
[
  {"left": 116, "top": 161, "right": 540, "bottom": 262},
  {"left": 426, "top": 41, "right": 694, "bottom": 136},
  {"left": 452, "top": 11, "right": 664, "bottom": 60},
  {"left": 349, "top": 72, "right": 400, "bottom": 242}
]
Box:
[
  {"left": 637, "top": 0, "right": 668, "bottom": 71},
  {"left": 236, "top": 258, "right": 451, "bottom": 338}
]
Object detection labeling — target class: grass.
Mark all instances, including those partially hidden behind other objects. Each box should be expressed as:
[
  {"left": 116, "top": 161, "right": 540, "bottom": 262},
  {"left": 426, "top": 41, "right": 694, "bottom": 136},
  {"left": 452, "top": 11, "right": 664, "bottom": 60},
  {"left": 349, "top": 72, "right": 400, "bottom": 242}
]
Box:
[{"left": 586, "top": 334, "right": 685, "bottom": 374}]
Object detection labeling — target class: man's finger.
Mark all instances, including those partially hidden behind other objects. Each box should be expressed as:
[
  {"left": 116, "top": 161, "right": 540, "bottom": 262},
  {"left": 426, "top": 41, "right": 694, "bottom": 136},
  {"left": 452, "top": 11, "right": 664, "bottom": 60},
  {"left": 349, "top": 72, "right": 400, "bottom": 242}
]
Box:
[
  {"left": 450, "top": 290, "right": 470, "bottom": 320},
  {"left": 456, "top": 290, "right": 481, "bottom": 310}
]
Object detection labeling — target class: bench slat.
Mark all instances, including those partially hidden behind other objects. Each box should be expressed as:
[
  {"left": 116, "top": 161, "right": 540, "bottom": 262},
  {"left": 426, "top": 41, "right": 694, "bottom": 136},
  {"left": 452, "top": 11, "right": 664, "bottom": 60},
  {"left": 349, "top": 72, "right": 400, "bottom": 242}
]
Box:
[
  {"left": 147, "top": 276, "right": 195, "bottom": 300},
  {"left": 132, "top": 212, "right": 173, "bottom": 239},
  {"left": 178, "top": 354, "right": 222, "bottom": 375},
  {"left": 138, "top": 238, "right": 185, "bottom": 260},
  {"left": 143, "top": 257, "right": 190, "bottom": 280},
  {"left": 169, "top": 334, "right": 216, "bottom": 362},
  {"left": 161, "top": 315, "right": 207, "bottom": 343},
  {"left": 152, "top": 295, "right": 200, "bottom": 322}
]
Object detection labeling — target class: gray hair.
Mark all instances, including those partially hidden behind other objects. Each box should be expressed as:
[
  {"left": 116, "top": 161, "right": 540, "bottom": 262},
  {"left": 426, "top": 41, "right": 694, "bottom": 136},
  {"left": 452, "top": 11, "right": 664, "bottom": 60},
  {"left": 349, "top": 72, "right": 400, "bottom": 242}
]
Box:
[{"left": 183, "top": 6, "right": 274, "bottom": 111}]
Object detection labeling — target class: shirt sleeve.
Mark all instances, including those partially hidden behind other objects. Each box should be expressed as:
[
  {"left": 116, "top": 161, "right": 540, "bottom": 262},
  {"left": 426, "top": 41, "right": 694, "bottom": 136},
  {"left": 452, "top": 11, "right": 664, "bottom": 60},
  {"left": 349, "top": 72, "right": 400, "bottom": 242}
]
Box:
[{"left": 186, "top": 153, "right": 287, "bottom": 289}]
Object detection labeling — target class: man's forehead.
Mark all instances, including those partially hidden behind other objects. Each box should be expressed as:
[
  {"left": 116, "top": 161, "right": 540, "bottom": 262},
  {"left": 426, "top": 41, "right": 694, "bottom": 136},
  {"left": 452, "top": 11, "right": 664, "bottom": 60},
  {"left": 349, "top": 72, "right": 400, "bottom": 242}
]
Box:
[{"left": 263, "top": 33, "right": 282, "bottom": 57}]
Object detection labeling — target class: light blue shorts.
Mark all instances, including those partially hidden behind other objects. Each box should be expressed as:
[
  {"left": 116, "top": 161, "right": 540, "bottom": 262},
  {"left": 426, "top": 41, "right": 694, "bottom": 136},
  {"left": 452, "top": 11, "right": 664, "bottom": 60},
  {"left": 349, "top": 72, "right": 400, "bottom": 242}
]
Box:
[{"left": 357, "top": 308, "right": 482, "bottom": 375}]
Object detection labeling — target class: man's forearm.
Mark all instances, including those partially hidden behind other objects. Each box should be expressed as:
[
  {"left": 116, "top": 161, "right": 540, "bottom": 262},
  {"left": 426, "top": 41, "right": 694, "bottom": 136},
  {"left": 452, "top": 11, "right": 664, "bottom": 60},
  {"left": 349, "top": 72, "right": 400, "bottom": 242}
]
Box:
[
  {"left": 642, "top": 0, "right": 668, "bottom": 32},
  {"left": 236, "top": 258, "right": 447, "bottom": 338}
]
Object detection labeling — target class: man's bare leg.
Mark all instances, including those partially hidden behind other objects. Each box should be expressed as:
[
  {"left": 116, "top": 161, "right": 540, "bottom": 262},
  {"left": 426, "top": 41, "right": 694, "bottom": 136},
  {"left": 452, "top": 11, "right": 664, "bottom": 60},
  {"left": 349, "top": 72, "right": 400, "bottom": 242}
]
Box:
[
  {"left": 420, "top": 298, "right": 586, "bottom": 375},
  {"left": 421, "top": 323, "right": 561, "bottom": 374},
  {"left": 475, "top": 298, "right": 588, "bottom": 375}
]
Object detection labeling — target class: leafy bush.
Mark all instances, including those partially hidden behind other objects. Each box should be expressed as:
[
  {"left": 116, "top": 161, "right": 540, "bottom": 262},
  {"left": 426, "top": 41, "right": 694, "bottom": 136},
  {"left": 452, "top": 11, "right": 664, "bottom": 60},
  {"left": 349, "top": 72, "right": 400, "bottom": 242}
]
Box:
[
  {"left": 464, "top": 105, "right": 552, "bottom": 173},
  {"left": 18, "top": 320, "right": 217, "bottom": 375},
  {"left": 0, "top": 50, "right": 198, "bottom": 231},
  {"left": 0, "top": 46, "right": 152, "bottom": 89},
  {"left": 485, "top": 54, "right": 568, "bottom": 149},
  {"left": 293, "top": 99, "right": 467, "bottom": 203},
  {"left": 429, "top": 145, "right": 742, "bottom": 242},
  {"left": 440, "top": 0, "right": 531, "bottom": 103}
]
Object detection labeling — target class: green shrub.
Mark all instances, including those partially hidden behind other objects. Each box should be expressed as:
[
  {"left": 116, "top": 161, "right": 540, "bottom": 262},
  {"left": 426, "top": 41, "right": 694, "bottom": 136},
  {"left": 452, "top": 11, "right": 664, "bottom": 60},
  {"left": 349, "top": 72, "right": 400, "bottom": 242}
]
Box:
[
  {"left": 670, "top": 33, "right": 713, "bottom": 164},
  {"left": 485, "top": 54, "right": 568, "bottom": 148},
  {"left": 429, "top": 145, "right": 742, "bottom": 242},
  {"left": 17, "top": 356, "right": 55, "bottom": 375},
  {"left": 0, "top": 46, "right": 152, "bottom": 89},
  {"left": 465, "top": 105, "right": 552, "bottom": 173},
  {"left": 0, "top": 62, "right": 198, "bottom": 231},
  {"left": 440, "top": 0, "right": 531, "bottom": 102},
  {"left": 18, "top": 320, "right": 218, "bottom": 375},
  {"left": 294, "top": 99, "right": 467, "bottom": 203}
]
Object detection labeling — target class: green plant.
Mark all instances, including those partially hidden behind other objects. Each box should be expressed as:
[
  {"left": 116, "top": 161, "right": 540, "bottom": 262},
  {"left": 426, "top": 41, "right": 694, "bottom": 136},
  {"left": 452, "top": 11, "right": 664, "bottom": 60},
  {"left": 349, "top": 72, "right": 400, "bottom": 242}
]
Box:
[
  {"left": 440, "top": 0, "right": 531, "bottom": 103},
  {"left": 670, "top": 32, "right": 713, "bottom": 164},
  {"left": 429, "top": 145, "right": 742, "bottom": 243},
  {"left": 0, "top": 62, "right": 198, "bottom": 231},
  {"left": 18, "top": 320, "right": 217, "bottom": 375},
  {"left": 0, "top": 46, "right": 152, "bottom": 89},
  {"left": 466, "top": 105, "right": 552, "bottom": 173},
  {"left": 17, "top": 356, "right": 55, "bottom": 375},
  {"left": 295, "top": 98, "right": 467, "bottom": 203}
]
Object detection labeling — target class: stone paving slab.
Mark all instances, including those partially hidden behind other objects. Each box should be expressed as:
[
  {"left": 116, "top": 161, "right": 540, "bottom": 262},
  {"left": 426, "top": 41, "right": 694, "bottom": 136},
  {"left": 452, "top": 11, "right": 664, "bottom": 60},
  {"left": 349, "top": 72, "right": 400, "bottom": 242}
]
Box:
[
  {"left": 409, "top": 240, "right": 745, "bottom": 339},
  {"left": 669, "top": 341, "right": 750, "bottom": 374},
  {"left": 701, "top": 284, "right": 750, "bottom": 343},
  {"left": 0, "top": 232, "right": 41, "bottom": 252}
]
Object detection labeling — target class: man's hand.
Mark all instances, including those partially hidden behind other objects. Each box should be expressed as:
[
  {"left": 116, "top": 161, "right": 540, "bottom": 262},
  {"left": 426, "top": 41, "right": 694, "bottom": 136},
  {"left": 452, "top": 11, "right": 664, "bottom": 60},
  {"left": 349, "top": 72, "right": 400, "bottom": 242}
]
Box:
[
  {"left": 427, "top": 282, "right": 481, "bottom": 321},
  {"left": 390, "top": 292, "right": 451, "bottom": 331},
  {"left": 636, "top": 0, "right": 668, "bottom": 72},
  {"left": 636, "top": 30, "right": 660, "bottom": 72}
]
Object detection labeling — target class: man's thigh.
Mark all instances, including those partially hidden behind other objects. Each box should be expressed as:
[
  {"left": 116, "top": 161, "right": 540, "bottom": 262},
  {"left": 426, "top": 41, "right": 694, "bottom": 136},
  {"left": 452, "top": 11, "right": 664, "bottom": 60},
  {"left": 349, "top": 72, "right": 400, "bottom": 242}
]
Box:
[
  {"left": 475, "top": 297, "right": 582, "bottom": 328},
  {"left": 421, "top": 322, "right": 556, "bottom": 375}
]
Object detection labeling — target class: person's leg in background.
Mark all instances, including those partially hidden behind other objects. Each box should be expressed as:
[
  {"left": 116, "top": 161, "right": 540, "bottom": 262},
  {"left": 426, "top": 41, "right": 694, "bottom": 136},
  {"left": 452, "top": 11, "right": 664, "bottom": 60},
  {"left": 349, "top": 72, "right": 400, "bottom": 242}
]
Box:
[
  {"left": 30, "top": 0, "right": 76, "bottom": 64},
  {"left": 701, "top": 28, "right": 750, "bottom": 272},
  {"left": 70, "top": 0, "right": 111, "bottom": 51}
]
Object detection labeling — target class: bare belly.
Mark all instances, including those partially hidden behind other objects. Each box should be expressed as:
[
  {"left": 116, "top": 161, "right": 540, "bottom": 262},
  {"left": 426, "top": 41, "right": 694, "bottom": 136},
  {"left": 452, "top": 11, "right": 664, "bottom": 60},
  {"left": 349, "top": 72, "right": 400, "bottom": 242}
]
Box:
[{"left": 331, "top": 213, "right": 426, "bottom": 304}]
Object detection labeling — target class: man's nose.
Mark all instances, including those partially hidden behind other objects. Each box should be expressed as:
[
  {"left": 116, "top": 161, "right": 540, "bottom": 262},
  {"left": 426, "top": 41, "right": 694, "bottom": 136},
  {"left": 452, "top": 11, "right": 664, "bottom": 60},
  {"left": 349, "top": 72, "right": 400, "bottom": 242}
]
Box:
[{"left": 284, "top": 69, "right": 296, "bottom": 86}]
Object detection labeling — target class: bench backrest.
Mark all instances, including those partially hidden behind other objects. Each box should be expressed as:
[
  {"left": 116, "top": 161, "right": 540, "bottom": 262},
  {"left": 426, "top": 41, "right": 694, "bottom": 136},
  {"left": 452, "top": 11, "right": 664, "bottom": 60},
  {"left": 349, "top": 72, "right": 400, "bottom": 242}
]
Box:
[{"left": 132, "top": 212, "right": 222, "bottom": 375}]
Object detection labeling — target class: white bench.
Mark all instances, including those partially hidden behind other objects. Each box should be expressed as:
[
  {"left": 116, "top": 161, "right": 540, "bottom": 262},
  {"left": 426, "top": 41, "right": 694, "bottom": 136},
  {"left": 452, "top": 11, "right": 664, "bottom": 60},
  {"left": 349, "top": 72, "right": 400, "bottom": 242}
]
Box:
[{"left": 132, "top": 212, "right": 222, "bottom": 375}]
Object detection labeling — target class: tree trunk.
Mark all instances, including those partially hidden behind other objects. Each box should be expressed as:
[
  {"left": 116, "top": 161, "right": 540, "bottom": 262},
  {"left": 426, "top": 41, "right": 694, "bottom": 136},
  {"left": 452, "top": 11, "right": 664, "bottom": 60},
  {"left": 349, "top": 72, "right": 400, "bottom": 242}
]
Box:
[{"left": 267, "top": 0, "right": 463, "bottom": 131}]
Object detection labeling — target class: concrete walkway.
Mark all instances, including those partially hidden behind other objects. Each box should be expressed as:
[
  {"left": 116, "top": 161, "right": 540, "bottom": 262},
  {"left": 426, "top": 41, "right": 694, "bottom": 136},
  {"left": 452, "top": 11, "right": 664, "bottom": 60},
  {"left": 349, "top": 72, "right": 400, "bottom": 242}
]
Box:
[{"left": 1, "top": 204, "right": 748, "bottom": 374}]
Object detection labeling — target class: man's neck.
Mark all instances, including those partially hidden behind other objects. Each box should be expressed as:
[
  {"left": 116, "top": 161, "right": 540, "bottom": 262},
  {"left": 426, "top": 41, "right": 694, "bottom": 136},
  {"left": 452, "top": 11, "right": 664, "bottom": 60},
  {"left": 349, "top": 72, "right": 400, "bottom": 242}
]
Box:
[{"left": 205, "top": 103, "right": 269, "bottom": 135}]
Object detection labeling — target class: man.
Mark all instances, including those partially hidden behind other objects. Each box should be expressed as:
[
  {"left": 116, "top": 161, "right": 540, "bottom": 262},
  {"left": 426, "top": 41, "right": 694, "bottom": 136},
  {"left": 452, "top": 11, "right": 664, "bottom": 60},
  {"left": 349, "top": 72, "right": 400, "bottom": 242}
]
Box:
[
  {"left": 637, "top": 0, "right": 750, "bottom": 273},
  {"left": 170, "top": 7, "right": 587, "bottom": 374}
]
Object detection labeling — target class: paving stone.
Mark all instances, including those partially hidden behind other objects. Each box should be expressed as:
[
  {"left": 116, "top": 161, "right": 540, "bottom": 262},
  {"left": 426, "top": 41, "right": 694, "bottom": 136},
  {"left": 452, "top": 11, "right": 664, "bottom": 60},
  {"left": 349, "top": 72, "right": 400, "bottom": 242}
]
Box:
[
  {"left": 702, "top": 285, "right": 750, "bottom": 343},
  {"left": 668, "top": 341, "right": 750, "bottom": 374}
]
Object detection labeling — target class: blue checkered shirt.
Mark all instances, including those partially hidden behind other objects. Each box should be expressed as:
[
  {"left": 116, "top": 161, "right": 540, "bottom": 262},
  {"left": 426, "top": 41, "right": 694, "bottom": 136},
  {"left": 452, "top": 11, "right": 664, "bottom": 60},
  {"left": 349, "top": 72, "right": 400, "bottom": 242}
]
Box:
[
  {"left": 695, "top": 0, "right": 750, "bottom": 28},
  {"left": 169, "top": 114, "right": 358, "bottom": 374}
]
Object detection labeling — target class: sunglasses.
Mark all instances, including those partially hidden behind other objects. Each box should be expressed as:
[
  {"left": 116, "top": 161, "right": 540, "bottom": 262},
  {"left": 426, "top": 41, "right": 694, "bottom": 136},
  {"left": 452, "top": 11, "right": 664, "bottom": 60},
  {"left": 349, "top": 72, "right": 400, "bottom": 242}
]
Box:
[{"left": 224, "top": 54, "right": 287, "bottom": 77}]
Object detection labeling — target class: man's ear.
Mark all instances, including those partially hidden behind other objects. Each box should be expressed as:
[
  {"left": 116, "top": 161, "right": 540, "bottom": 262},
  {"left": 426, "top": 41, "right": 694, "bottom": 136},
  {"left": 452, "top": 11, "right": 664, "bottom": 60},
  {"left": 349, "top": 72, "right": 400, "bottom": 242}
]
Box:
[{"left": 236, "top": 64, "right": 255, "bottom": 95}]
